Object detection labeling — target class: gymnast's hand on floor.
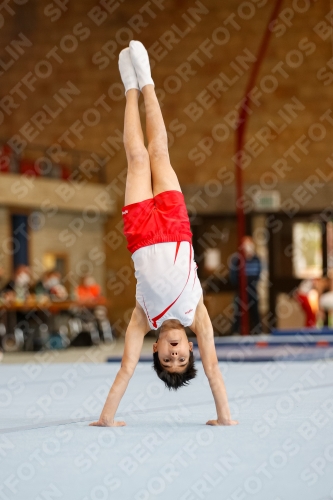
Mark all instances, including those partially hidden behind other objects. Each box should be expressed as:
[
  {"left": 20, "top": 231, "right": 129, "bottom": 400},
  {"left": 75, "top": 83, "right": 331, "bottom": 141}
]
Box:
[
  {"left": 206, "top": 419, "right": 239, "bottom": 426},
  {"left": 89, "top": 418, "right": 126, "bottom": 427}
]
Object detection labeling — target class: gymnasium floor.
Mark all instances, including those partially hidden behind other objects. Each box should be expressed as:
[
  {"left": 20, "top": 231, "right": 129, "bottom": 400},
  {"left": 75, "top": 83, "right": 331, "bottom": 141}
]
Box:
[{"left": 1, "top": 346, "right": 333, "bottom": 500}]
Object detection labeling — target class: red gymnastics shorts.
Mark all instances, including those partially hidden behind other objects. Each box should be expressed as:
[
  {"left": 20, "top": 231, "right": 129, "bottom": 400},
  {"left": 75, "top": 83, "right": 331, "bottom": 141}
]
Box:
[{"left": 122, "top": 190, "right": 193, "bottom": 254}]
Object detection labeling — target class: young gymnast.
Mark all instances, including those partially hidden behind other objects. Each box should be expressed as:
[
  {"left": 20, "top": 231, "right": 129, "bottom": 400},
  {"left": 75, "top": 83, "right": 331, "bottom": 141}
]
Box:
[{"left": 90, "top": 41, "right": 237, "bottom": 428}]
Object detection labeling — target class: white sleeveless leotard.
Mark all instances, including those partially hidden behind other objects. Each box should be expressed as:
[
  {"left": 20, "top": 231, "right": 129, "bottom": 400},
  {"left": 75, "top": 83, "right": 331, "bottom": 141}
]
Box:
[{"left": 132, "top": 241, "right": 202, "bottom": 330}]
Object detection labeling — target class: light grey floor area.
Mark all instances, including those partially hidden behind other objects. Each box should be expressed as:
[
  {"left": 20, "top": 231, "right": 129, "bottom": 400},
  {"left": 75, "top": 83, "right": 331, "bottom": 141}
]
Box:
[
  {"left": 0, "top": 357, "right": 333, "bottom": 500},
  {"left": 0, "top": 339, "right": 143, "bottom": 364}
]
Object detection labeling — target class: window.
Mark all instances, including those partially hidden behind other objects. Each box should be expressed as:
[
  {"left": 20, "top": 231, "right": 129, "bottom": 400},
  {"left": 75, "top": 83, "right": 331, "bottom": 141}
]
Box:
[
  {"left": 292, "top": 222, "right": 323, "bottom": 279},
  {"left": 42, "top": 252, "right": 68, "bottom": 276}
]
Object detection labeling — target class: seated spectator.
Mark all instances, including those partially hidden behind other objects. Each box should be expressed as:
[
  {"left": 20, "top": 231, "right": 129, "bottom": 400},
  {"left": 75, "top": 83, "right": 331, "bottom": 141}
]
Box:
[
  {"left": 1, "top": 265, "right": 34, "bottom": 346},
  {"left": 319, "top": 290, "right": 333, "bottom": 315},
  {"left": 1, "top": 265, "right": 33, "bottom": 303},
  {"left": 35, "top": 269, "right": 68, "bottom": 301},
  {"left": 294, "top": 279, "right": 316, "bottom": 327},
  {"left": 314, "top": 275, "right": 331, "bottom": 326},
  {"left": 76, "top": 275, "right": 101, "bottom": 302},
  {"left": 294, "top": 276, "right": 330, "bottom": 327}
]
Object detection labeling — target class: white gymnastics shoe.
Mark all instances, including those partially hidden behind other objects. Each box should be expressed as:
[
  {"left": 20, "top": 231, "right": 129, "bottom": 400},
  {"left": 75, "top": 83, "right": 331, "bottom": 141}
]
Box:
[
  {"left": 118, "top": 47, "right": 140, "bottom": 94},
  {"left": 129, "top": 40, "right": 154, "bottom": 91}
]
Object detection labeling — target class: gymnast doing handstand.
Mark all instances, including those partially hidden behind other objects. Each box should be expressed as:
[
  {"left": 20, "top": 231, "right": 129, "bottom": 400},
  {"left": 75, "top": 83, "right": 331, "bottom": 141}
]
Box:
[{"left": 90, "top": 41, "right": 237, "bottom": 428}]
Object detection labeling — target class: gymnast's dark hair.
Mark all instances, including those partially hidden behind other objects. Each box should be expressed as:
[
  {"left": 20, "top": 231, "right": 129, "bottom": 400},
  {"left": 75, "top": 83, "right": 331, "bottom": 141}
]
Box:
[{"left": 152, "top": 351, "right": 197, "bottom": 390}]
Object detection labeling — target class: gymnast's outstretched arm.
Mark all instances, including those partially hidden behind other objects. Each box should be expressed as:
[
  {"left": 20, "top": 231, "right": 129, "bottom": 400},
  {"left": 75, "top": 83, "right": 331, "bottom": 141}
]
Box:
[
  {"left": 90, "top": 302, "right": 150, "bottom": 427},
  {"left": 190, "top": 297, "right": 238, "bottom": 426}
]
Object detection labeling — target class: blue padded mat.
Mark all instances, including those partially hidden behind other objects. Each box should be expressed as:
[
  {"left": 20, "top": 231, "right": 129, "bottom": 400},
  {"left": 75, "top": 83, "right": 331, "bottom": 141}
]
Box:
[
  {"left": 107, "top": 335, "right": 333, "bottom": 363},
  {"left": 272, "top": 328, "right": 333, "bottom": 336}
]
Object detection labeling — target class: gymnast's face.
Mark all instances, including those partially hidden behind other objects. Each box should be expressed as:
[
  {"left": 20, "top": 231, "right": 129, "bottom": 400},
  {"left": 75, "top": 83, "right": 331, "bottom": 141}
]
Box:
[{"left": 153, "top": 327, "right": 193, "bottom": 373}]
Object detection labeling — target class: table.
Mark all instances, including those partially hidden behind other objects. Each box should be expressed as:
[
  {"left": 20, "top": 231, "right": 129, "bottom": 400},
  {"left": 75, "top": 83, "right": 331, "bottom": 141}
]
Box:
[{"left": 0, "top": 297, "right": 109, "bottom": 351}]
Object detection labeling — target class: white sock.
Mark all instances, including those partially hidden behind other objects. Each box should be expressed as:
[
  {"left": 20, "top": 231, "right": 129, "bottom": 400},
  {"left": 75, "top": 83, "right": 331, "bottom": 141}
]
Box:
[
  {"left": 118, "top": 48, "right": 139, "bottom": 94},
  {"left": 129, "top": 40, "right": 154, "bottom": 91}
]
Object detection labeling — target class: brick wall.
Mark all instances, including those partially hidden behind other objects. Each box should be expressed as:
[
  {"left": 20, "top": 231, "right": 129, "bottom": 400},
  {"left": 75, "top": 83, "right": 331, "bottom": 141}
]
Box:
[{"left": 1, "top": 0, "right": 332, "bottom": 329}]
